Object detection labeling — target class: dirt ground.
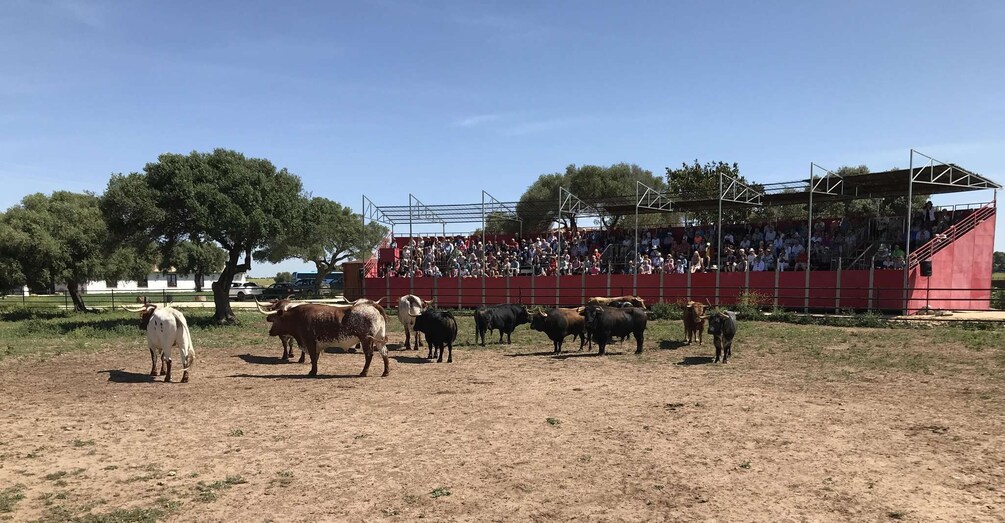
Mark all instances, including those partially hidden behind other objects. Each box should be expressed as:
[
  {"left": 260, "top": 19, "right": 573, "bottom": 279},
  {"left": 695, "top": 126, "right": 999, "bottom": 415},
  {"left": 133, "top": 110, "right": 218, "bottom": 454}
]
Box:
[{"left": 1, "top": 319, "right": 1004, "bottom": 522}]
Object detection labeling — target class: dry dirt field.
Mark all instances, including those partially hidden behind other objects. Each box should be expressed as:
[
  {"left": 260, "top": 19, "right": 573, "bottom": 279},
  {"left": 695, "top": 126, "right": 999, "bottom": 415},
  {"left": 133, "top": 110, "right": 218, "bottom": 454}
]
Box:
[{"left": 1, "top": 311, "right": 1004, "bottom": 522}]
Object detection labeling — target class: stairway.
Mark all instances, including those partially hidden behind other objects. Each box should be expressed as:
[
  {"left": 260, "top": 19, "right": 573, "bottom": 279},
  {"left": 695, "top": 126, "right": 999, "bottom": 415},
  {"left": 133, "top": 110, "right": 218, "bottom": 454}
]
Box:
[{"left": 908, "top": 203, "right": 996, "bottom": 268}]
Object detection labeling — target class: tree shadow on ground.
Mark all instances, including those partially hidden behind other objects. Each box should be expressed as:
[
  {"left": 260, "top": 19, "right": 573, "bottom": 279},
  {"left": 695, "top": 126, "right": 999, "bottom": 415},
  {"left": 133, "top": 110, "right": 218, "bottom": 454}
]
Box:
[
  {"left": 659, "top": 340, "right": 688, "bottom": 350},
  {"left": 552, "top": 351, "right": 622, "bottom": 360},
  {"left": 100, "top": 369, "right": 156, "bottom": 383},
  {"left": 676, "top": 356, "right": 714, "bottom": 366},
  {"left": 237, "top": 354, "right": 289, "bottom": 365},
  {"left": 391, "top": 355, "right": 433, "bottom": 364},
  {"left": 228, "top": 373, "right": 359, "bottom": 380}
]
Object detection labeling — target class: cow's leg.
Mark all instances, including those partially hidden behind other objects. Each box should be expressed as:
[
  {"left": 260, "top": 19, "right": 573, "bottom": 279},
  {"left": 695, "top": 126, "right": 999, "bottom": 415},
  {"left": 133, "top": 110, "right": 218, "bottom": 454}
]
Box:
[
  {"left": 164, "top": 358, "right": 172, "bottom": 383},
  {"left": 416, "top": 331, "right": 423, "bottom": 349},
  {"left": 307, "top": 341, "right": 320, "bottom": 376},
  {"left": 498, "top": 330, "right": 505, "bottom": 344},
  {"left": 714, "top": 337, "right": 722, "bottom": 363},
  {"left": 635, "top": 331, "right": 644, "bottom": 354},
  {"left": 378, "top": 342, "right": 390, "bottom": 377},
  {"left": 723, "top": 340, "right": 731, "bottom": 364},
  {"left": 426, "top": 338, "right": 434, "bottom": 359},
  {"left": 161, "top": 354, "right": 167, "bottom": 375},
  {"left": 597, "top": 337, "right": 606, "bottom": 355},
  {"left": 553, "top": 339, "right": 561, "bottom": 354},
  {"left": 149, "top": 347, "right": 158, "bottom": 376},
  {"left": 477, "top": 327, "right": 485, "bottom": 347},
  {"left": 359, "top": 339, "right": 373, "bottom": 377},
  {"left": 404, "top": 327, "right": 411, "bottom": 351},
  {"left": 698, "top": 328, "right": 703, "bottom": 345},
  {"left": 446, "top": 341, "right": 453, "bottom": 363}
]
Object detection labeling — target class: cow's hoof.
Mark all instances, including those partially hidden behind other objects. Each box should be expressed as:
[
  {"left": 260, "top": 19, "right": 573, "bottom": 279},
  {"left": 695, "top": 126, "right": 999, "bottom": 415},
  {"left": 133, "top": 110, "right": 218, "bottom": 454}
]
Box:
[
  {"left": 381, "top": 371, "right": 389, "bottom": 377},
  {"left": 358, "top": 372, "right": 368, "bottom": 378},
  {"left": 159, "top": 369, "right": 167, "bottom": 376},
  {"left": 164, "top": 376, "right": 171, "bottom": 383},
  {"left": 437, "top": 358, "right": 443, "bottom": 363},
  {"left": 150, "top": 371, "right": 158, "bottom": 377},
  {"left": 181, "top": 374, "right": 189, "bottom": 383},
  {"left": 308, "top": 371, "right": 317, "bottom": 377},
  {"left": 446, "top": 358, "right": 452, "bottom": 363}
]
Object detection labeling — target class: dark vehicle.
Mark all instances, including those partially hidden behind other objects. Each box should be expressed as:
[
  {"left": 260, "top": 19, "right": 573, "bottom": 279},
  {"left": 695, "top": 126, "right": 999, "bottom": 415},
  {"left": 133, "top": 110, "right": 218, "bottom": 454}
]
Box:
[{"left": 261, "top": 282, "right": 303, "bottom": 300}]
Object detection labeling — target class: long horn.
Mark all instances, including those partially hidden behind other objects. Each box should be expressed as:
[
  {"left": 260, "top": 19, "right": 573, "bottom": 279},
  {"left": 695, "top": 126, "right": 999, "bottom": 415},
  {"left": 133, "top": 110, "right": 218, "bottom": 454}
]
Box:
[
  {"left": 254, "top": 298, "right": 275, "bottom": 316},
  {"left": 122, "top": 305, "right": 148, "bottom": 313},
  {"left": 373, "top": 297, "right": 384, "bottom": 305}
]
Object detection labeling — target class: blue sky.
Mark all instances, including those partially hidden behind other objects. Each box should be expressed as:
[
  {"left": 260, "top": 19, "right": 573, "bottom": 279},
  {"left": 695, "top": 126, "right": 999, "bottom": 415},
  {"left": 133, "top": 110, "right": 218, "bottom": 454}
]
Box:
[{"left": 2, "top": 0, "right": 1003, "bottom": 277}]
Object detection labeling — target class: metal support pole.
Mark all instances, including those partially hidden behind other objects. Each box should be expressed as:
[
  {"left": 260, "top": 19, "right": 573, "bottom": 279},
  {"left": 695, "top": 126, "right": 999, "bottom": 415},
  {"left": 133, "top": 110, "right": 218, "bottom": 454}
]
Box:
[
  {"left": 903, "top": 150, "right": 915, "bottom": 314},
  {"left": 805, "top": 164, "right": 813, "bottom": 313},
  {"left": 481, "top": 192, "right": 486, "bottom": 302},
  {"left": 408, "top": 194, "right": 414, "bottom": 291},
  {"left": 717, "top": 172, "right": 723, "bottom": 271},
  {"left": 868, "top": 256, "right": 876, "bottom": 311},
  {"left": 835, "top": 257, "right": 842, "bottom": 313},
  {"left": 634, "top": 183, "right": 639, "bottom": 292}
]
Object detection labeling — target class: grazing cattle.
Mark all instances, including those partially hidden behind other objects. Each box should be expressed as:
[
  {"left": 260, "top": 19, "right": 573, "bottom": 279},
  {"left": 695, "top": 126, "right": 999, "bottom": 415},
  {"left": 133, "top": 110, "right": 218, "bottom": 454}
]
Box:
[
  {"left": 580, "top": 305, "right": 647, "bottom": 355},
  {"left": 706, "top": 311, "right": 738, "bottom": 364},
  {"left": 587, "top": 295, "right": 647, "bottom": 309},
  {"left": 529, "top": 307, "right": 587, "bottom": 353},
  {"left": 126, "top": 303, "right": 195, "bottom": 383},
  {"left": 398, "top": 295, "right": 433, "bottom": 351},
  {"left": 474, "top": 304, "right": 530, "bottom": 346},
  {"left": 683, "top": 301, "right": 706, "bottom": 345},
  {"left": 411, "top": 309, "right": 458, "bottom": 363},
  {"left": 257, "top": 299, "right": 361, "bottom": 362},
  {"left": 264, "top": 302, "right": 389, "bottom": 377}
]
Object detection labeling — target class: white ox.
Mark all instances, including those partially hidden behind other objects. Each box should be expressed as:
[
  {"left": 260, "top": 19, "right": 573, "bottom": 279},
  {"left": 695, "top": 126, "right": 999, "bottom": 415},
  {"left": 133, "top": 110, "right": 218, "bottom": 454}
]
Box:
[
  {"left": 256, "top": 298, "right": 376, "bottom": 362},
  {"left": 398, "top": 295, "right": 433, "bottom": 351},
  {"left": 125, "top": 304, "right": 195, "bottom": 383}
]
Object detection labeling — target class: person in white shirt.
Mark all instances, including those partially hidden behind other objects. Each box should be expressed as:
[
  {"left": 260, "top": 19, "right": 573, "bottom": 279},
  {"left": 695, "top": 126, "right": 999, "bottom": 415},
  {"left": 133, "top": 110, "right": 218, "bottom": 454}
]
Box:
[{"left": 752, "top": 256, "right": 766, "bottom": 272}]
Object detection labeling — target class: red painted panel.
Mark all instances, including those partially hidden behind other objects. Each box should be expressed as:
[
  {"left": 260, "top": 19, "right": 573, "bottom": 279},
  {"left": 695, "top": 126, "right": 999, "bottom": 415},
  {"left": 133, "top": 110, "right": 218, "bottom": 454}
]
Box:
[
  {"left": 661, "top": 274, "right": 689, "bottom": 305},
  {"left": 776, "top": 272, "right": 805, "bottom": 308},
  {"left": 717, "top": 272, "right": 746, "bottom": 306},
  {"left": 747, "top": 272, "right": 776, "bottom": 306},
  {"left": 533, "top": 276, "right": 557, "bottom": 307},
  {"left": 808, "top": 271, "right": 838, "bottom": 310},
  {"left": 608, "top": 275, "right": 634, "bottom": 298},
  {"left": 907, "top": 212, "right": 996, "bottom": 311},
  {"left": 635, "top": 274, "right": 660, "bottom": 306},
  {"left": 484, "top": 277, "right": 508, "bottom": 305},
  {"left": 558, "top": 275, "right": 583, "bottom": 306},
  {"left": 436, "top": 277, "right": 459, "bottom": 308},
  {"left": 873, "top": 270, "right": 904, "bottom": 311},
  {"left": 690, "top": 273, "right": 716, "bottom": 305},
  {"left": 840, "top": 271, "right": 871, "bottom": 310}
]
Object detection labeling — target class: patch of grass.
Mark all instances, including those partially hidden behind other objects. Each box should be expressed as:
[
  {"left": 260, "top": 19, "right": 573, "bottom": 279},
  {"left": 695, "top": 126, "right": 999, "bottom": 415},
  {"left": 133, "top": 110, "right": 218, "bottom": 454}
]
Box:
[
  {"left": 194, "top": 476, "right": 245, "bottom": 503},
  {"left": 545, "top": 417, "right": 561, "bottom": 426},
  {"left": 0, "top": 485, "right": 25, "bottom": 513},
  {"left": 888, "top": 510, "right": 907, "bottom": 519},
  {"left": 227, "top": 429, "right": 244, "bottom": 437},
  {"left": 72, "top": 439, "right": 95, "bottom": 448},
  {"left": 224, "top": 475, "right": 247, "bottom": 485},
  {"left": 739, "top": 461, "right": 751, "bottom": 469},
  {"left": 45, "top": 471, "right": 69, "bottom": 481},
  {"left": 430, "top": 487, "right": 451, "bottom": 499}
]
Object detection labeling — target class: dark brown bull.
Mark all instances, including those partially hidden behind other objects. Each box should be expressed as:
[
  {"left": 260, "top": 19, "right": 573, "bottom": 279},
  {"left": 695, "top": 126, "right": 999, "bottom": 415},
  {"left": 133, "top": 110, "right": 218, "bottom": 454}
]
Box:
[
  {"left": 529, "top": 307, "right": 588, "bottom": 353},
  {"left": 264, "top": 302, "right": 389, "bottom": 377},
  {"left": 683, "top": 301, "right": 705, "bottom": 345}
]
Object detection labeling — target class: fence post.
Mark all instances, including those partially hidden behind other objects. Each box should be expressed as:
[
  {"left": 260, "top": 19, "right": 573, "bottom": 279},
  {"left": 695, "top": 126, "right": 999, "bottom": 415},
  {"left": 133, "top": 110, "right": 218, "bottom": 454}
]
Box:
[
  {"left": 659, "top": 269, "right": 665, "bottom": 304},
  {"left": 111, "top": 289, "right": 115, "bottom": 311},
  {"left": 686, "top": 269, "right": 692, "bottom": 301},
  {"left": 506, "top": 273, "right": 510, "bottom": 302},
  {"left": 835, "top": 258, "right": 842, "bottom": 313},
  {"left": 581, "top": 270, "right": 586, "bottom": 304},
  {"left": 773, "top": 266, "right": 780, "bottom": 309},
  {"left": 64, "top": 292, "right": 68, "bottom": 311},
  {"left": 458, "top": 274, "right": 463, "bottom": 308},
  {"left": 530, "top": 272, "right": 535, "bottom": 307},
  {"left": 715, "top": 269, "right": 720, "bottom": 305},
  {"left": 606, "top": 270, "right": 611, "bottom": 296},
  {"left": 22, "top": 289, "right": 26, "bottom": 306},
  {"left": 868, "top": 257, "right": 876, "bottom": 311}
]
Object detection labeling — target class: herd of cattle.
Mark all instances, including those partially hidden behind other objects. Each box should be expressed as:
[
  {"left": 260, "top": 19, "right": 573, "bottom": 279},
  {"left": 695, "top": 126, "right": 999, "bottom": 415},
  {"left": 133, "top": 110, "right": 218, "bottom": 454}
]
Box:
[{"left": 124, "top": 294, "right": 739, "bottom": 382}]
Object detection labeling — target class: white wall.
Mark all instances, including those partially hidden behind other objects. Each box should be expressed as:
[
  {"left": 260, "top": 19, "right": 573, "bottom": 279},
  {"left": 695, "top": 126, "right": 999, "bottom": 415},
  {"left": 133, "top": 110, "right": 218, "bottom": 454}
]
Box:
[{"left": 54, "top": 272, "right": 245, "bottom": 293}]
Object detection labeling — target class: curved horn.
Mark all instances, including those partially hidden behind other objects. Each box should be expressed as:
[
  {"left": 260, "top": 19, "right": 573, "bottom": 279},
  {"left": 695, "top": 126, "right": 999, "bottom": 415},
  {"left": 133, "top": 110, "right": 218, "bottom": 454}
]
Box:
[
  {"left": 373, "top": 297, "right": 384, "bottom": 305},
  {"left": 254, "top": 298, "right": 276, "bottom": 316},
  {"left": 122, "top": 305, "right": 148, "bottom": 313}
]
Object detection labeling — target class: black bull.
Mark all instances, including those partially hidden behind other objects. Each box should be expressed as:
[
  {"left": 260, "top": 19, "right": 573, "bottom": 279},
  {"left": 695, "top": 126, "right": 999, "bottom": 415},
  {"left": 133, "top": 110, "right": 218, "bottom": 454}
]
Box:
[
  {"left": 474, "top": 304, "right": 530, "bottom": 346},
  {"left": 411, "top": 309, "right": 458, "bottom": 363},
  {"left": 706, "top": 311, "right": 738, "bottom": 363},
  {"left": 581, "top": 305, "right": 647, "bottom": 355}
]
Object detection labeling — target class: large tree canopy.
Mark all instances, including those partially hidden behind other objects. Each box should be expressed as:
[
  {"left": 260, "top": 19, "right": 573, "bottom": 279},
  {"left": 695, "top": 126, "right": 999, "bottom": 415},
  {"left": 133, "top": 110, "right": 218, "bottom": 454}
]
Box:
[
  {"left": 161, "top": 240, "right": 227, "bottom": 292},
  {"left": 102, "top": 149, "right": 305, "bottom": 323},
  {"left": 508, "top": 163, "right": 668, "bottom": 234},
  {"left": 0, "top": 191, "right": 154, "bottom": 310},
  {"left": 258, "top": 197, "right": 388, "bottom": 293}
]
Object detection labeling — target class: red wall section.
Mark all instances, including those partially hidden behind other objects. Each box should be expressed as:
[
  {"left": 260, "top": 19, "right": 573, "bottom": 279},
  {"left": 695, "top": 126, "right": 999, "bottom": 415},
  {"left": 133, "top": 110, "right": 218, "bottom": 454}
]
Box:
[{"left": 908, "top": 212, "right": 995, "bottom": 311}]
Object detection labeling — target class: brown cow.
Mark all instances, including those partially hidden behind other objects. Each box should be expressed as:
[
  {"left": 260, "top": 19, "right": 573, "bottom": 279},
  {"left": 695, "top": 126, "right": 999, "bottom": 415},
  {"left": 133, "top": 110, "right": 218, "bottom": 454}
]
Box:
[
  {"left": 683, "top": 301, "right": 705, "bottom": 345},
  {"left": 587, "top": 295, "right": 647, "bottom": 309},
  {"left": 263, "top": 302, "right": 389, "bottom": 377},
  {"left": 257, "top": 298, "right": 361, "bottom": 362}
]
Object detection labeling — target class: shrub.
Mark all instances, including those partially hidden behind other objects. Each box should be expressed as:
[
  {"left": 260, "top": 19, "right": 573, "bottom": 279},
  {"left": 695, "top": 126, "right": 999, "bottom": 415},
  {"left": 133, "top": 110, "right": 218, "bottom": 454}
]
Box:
[
  {"left": 992, "top": 289, "right": 1005, "bottom": 310},
  {"left": 649, "top": 302, "right": 682, "bottom": 320}
]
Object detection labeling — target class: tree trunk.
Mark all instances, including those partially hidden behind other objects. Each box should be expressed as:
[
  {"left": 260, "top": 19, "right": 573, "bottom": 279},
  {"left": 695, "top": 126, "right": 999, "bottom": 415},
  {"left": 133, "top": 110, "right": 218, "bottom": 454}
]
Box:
[
  {"left": 212, "top": 274, "right": 235, "bottom": 324},
  {"left": 66, "top": 282, "right": 87, "bottom": 312}
]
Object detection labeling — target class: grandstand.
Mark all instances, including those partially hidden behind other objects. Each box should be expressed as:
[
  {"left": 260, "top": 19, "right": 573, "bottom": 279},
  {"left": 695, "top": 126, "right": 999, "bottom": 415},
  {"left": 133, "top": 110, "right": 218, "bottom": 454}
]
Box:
[{"left": 346, "top": 151, "right": 999, "bottom": 314}]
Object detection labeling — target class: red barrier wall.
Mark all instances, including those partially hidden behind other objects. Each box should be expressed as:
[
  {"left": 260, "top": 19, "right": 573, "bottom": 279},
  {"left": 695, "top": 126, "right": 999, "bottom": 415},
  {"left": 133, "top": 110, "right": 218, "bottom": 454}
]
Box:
[{"left": 908, "top": 213, "right": 995, "bottom": 311}]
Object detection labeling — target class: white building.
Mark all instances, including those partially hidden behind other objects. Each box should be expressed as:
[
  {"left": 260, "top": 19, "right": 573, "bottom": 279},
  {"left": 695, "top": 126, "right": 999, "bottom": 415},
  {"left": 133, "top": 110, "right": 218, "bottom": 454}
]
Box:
[{"left": 55, "top": 271, "right": 247, "bottom": 293}]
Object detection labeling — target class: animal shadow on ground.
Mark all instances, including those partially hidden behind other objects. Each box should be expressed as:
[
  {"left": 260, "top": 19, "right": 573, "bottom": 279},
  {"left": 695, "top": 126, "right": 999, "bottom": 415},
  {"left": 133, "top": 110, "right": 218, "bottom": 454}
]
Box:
[
  {"left": 386, "top": 343, "right": 406, "bottom": 351},
  {"left": 101, "top": 369, "right": 156, "bottom": 383},
  {"left": 659, "top": 340, "right": 687, "bottom": 350},
  {"left": 237, "top": 354, "right": 288, "bottom": 365},
  {"left": 676, "top": 356, "right": 714, "bottom": 366},
  {"left": 391, "top": 355, "right": 433, "bottom": 364},
  {"left": 324, "top": 347, "right": 359, "bottom": 354},
  {"left": 229, "top": 373, "right": 358, "bottom": 380},
  {"left": 552, "top": 351, "right": 623, "bottom": 360},
  {"left": 505, "top": 351, "right": 556, "bottom": 358}
]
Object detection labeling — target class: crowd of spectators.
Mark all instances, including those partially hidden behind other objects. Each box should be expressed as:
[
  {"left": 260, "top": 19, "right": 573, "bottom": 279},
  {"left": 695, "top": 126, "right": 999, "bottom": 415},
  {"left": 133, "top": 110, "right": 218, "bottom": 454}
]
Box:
[{"left": 375, "top": 203, "right": 969, "bottom": 278}]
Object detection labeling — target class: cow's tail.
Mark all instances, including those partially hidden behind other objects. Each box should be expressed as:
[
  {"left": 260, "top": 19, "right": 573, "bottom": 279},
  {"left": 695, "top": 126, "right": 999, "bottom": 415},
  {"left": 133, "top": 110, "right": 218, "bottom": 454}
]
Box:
[
  {"left": 171, "top": 308, "right": 196, "bottom": 370},
  {"left": 368, "top": 334, "right": 389, "bottom": 359}
]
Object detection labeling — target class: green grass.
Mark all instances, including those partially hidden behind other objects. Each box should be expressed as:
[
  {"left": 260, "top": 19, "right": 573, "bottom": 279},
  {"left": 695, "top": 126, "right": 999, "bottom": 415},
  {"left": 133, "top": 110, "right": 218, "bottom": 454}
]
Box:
[{"left": 0, "top": 485, "right": 25, "bottom": 513}]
